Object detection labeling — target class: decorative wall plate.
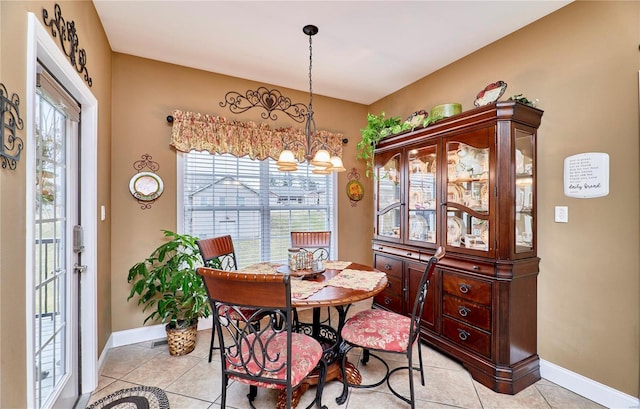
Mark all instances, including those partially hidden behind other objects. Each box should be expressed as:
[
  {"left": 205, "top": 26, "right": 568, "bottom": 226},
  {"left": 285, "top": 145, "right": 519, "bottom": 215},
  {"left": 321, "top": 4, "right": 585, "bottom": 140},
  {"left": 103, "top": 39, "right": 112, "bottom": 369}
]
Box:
[
  {"left": 346, "top": 179, "right": 364, "bottom": 201},
  {"left": 129, "top": 172, "right": 164, "bottom": 201},
  {"left": 474, "top": 81, "right": 507, "bottom": 107}
]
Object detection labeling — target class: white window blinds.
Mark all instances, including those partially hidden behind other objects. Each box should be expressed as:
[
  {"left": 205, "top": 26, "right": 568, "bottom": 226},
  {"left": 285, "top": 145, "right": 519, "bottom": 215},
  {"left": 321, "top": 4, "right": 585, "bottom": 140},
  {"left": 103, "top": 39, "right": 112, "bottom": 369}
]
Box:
[{"left": 181, "top": 151, "right": 335, "bottom": 268}]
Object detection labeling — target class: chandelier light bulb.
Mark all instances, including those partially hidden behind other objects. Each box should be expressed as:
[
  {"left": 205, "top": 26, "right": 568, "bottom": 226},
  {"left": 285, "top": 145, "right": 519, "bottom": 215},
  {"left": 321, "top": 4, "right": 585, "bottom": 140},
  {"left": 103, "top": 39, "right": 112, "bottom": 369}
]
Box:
[{"left": 329, "top": 156, "right": 346, "bottom": 172}]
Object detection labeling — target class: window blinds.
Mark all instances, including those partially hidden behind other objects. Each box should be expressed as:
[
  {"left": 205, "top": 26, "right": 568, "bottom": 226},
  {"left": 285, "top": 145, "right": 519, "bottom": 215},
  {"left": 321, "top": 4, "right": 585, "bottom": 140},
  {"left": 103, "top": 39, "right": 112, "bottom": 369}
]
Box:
[{"left": 182, "top": 151, "right": 335, "bottom": 268}]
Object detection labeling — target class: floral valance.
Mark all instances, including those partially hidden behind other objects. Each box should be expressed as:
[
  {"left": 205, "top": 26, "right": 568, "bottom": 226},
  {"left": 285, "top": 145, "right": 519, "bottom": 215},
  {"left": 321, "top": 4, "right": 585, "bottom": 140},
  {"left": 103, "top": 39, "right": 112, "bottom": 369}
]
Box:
[{"left": 169, "top": 110, "right": 343, "bottom": 162}]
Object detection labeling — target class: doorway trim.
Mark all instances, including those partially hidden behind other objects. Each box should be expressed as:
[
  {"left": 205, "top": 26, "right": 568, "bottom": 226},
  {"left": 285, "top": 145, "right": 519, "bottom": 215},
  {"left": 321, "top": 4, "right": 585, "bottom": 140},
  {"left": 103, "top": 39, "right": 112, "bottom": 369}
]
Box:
[{"left": 25, "top": 12, "right": 98, "bottom": 407}]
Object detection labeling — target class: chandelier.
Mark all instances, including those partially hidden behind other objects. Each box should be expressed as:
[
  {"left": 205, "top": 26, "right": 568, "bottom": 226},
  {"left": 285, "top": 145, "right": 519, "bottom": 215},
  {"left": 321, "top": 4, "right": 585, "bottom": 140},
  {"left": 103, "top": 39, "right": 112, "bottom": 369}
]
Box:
[{"left": 276, "top": 25, "right": 345, "bottom": 173}]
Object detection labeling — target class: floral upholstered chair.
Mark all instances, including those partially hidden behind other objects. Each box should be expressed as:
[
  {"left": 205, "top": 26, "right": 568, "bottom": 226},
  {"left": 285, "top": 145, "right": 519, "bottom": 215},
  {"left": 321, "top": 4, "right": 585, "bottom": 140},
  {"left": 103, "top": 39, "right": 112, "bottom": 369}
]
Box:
[
  {"left": 336, "top": 247, "right": 445, "bottom": 409},
  {"left": 197, "top": 268, "right": 328, "bottom": 409}
]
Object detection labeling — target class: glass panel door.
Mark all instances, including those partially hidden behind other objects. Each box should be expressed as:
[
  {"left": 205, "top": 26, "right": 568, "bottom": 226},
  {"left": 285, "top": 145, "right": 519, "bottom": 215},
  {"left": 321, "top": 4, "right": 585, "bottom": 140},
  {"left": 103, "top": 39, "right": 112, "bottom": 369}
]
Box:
[
  {"left": 445, "top": 135, "right": 490, "bottom": 252},
  {"left": 375, "top": 153, "right": 401, "bottom": 239},
  {"left": 515, "top": 130, "right": 535, "bottom": 253},
  {"left": 407, "top": 145, "right": 437, "bottom": 245},
  {"left": 34, "top": 69, "right": 80, "bottom": 409}
]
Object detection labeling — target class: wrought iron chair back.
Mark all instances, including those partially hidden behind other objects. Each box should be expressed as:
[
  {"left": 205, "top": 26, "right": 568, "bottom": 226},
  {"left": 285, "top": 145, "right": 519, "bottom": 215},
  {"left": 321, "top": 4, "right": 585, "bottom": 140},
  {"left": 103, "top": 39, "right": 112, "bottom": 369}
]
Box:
[
  {"left": 290, "top": 231, "right": 331, "bottom": 261},
  {"left": 197, "top": 268, "right": 327, "bottom": 409},
  {"left": 196, "top": 235, "right": 245, "bottom": 363},
  {"left": 196, "top": 235, "right": 238, "bottom": 271},
  {"left": 290, "top": 231, "right": 332, "bottom": 328}
]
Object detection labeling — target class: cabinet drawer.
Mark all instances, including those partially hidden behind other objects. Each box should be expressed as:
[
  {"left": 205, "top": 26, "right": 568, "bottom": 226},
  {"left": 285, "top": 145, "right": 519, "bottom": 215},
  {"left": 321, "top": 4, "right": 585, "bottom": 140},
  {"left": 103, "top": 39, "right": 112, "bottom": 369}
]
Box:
[
  {"left": 442, "top": 272, "right": 491, "bottom": 305},
  {"left": 374, "top": 254, "right": 403, "bottom": 279},
  {"left": 442, "top": 317, "right": 491, "bottom": 358},
  {"left": 373, "top": 244, "right": 420, "bottom": 260},
  {"left": 442, "top": 294, "right": 491, "bottom": 331},
  {"left": 374, "top": 291, "right": 403, "bottom": 312}
]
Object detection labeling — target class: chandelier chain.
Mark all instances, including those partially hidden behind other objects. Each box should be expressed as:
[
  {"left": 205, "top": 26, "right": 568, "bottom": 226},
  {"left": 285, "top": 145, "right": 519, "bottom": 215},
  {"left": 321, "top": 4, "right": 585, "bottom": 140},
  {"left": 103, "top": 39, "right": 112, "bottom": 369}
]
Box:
[{"left": 308, "top": 33, "right": 313, "bottom": 113}]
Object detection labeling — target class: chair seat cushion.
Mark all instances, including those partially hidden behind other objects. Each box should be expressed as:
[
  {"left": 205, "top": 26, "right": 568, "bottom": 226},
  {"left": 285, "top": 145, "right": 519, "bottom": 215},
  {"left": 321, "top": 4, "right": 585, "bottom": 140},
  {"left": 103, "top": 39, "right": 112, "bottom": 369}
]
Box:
[
  {"left": 229, "top": 331, "right": 323, "bottom": 389},
  {"left": 341, "top": 309, "right": 412, "bottom": 352}
]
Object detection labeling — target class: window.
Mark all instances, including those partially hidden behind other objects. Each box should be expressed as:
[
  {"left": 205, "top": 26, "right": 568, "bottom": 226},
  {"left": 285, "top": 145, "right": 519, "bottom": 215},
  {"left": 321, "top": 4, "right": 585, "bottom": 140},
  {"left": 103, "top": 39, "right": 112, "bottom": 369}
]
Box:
[{"left": 180, "top": 151, "right": 336, "bottom": 267}]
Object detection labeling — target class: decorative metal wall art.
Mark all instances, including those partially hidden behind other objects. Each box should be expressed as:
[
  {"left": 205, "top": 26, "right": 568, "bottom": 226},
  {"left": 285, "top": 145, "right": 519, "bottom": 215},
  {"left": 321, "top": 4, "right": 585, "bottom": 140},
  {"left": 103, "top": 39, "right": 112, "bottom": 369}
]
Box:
[
  {"left": 0, "top": 83, "right": 24, "bottom": 170},
  {"left": 129, "top": 154, "right": 163, "bottom": 209},
  {"left": 346, "top": 168, "right": 363, "bottom": 207},
  {"left": 220, "top": 87, "right": 308, "bottom": 122},
  {"left": 42, "top": 3, "right": 93, "bottom": 87}
]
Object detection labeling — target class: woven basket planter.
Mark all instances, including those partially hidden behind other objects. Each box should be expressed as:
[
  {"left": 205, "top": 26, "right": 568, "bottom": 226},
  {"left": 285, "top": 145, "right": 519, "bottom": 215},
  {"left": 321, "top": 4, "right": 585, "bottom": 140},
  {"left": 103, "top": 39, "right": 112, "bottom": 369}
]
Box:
[{"left": 165, "top": 321, "right": 198, "bottom": 356}]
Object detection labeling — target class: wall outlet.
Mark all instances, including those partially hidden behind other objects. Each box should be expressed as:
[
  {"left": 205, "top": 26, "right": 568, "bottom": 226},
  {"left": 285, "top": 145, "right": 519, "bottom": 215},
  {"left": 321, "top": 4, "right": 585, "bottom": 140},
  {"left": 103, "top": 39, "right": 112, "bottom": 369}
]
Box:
[{"left": 554, "top": 206, "right": 568, "bottom": 223}]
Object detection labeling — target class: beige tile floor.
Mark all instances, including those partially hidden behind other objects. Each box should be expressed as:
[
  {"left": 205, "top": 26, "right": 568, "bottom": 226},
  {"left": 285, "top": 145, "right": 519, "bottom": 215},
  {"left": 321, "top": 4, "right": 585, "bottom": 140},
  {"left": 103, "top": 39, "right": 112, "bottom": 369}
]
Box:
[{"left": 89, "top": 309, "right": 605, "bottom": 409}]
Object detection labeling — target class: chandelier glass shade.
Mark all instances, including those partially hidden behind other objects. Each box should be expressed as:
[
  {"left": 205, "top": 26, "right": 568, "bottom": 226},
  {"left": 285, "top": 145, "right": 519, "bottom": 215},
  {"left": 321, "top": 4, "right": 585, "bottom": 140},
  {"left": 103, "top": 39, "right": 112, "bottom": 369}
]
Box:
[{"left": 277, "top": 25, "right": 345, "bottom": 173}]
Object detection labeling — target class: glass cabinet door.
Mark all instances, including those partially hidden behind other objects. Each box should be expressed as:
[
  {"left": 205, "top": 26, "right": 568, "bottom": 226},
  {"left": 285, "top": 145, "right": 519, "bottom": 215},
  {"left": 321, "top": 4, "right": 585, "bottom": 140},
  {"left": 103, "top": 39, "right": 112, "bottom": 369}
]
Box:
[
  {"left": 515, "top": 130, "right": 534, "bottom": 253},
  {"left": 445, "top": 133, "right": 491, "bottom": 252},
  {"left": 407, "top": 145, "right": 437, "bottom": 245},
  {"left": 375, "top": 153, "right": 401, "bottom": 239}
]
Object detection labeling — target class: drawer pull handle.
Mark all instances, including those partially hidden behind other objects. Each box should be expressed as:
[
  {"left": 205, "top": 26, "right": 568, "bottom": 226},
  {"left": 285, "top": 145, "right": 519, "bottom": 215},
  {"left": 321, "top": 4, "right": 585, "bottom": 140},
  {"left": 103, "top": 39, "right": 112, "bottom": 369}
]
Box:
[
  {"left": 458, "top": 329, "right": 471, "bottom": 341},
  {"left": 459, "top": 283, "right": 471, "bottom": 294},
  {"left": 406, "top": 252, "right": 412, "bottom": 256},
  {"left": 458, "top": 306, "right": 471, "bottom": 317},
  {"left": 378, "top": 246, "right": 384, "bottom": 250},
  {"left": 472, "top": 265, "right": 480, "bottom": 270},
  {"left": 384, "top": 297, "right": 392, "bottom": 305},
  {"left": 384, "top": 263, "right": 392, "bottom": 270}
]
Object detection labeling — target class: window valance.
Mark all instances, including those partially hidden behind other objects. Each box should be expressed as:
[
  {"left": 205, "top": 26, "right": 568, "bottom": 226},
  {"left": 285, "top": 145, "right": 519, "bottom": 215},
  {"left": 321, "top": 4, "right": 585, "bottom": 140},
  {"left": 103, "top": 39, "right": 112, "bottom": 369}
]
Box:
[{"left": 169, "top": 110, "right": 343, "bottom": 162}]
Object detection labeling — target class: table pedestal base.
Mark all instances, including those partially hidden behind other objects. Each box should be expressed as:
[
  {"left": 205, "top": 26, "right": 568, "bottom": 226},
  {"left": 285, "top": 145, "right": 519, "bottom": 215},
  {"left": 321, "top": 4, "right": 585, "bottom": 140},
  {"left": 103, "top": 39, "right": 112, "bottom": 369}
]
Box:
[{"left": 276, "top": 360, "right": 361, "bottom": 409}]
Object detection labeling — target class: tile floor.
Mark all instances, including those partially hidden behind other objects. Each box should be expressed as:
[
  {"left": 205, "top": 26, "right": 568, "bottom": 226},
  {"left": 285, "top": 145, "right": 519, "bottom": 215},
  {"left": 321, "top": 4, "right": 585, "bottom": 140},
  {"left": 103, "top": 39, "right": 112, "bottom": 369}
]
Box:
[{"left": 89, "top": 308, "right": 605, "bottom": 409}]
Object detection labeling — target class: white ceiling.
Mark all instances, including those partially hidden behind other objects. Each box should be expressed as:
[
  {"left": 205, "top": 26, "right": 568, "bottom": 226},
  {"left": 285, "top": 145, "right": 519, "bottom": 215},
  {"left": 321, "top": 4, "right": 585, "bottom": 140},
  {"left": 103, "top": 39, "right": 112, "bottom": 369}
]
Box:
[{"left": 93, "top": 1, "right": 571, "bottom": 105}]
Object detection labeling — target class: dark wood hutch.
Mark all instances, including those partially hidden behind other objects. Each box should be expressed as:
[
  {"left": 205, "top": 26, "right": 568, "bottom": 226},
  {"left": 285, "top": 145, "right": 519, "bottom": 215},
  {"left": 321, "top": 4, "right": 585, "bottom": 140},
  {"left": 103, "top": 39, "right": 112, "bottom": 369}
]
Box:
[{"left": 371, "top": 101, "right": 543, "bottom": 394}]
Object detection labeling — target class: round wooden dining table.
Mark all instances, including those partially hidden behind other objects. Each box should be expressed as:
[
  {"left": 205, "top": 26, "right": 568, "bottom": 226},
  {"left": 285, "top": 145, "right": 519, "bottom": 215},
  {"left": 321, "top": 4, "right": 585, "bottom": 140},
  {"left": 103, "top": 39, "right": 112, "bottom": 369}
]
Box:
[{"left": 281, "top": 262, "right": 388, "bottom": 409}]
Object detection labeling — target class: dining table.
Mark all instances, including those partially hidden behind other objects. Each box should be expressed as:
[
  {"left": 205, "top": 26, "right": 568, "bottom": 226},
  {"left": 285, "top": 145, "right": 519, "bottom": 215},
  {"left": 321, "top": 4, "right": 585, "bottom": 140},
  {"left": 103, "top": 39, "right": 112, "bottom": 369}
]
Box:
[{"left": 237, "top": 260, "right": 388, "bottom": 409}]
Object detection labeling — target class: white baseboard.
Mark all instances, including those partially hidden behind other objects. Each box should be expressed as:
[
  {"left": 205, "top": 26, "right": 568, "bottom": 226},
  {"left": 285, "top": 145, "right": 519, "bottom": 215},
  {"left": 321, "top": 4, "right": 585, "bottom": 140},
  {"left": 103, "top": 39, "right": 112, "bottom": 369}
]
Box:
[
  {"left": 540, "top": 359, "right": 639, "bottom": 409},
  {"left": 110, "top": 318, "right": 213, "bottom": 348}
]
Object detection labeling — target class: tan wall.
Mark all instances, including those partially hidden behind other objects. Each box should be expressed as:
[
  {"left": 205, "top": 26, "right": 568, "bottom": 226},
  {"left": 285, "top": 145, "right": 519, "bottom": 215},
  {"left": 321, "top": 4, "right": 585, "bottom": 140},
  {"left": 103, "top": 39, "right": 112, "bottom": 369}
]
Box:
[
  {"left": 369, "top": 0, "right": 639, "bottom": 397},
  {"left": 1, "top": 0, "right": 638, "bottom": 404},
  {"left": 0, "top": 1, "right": 112, "bottom": 407},
  {"left": 110, "top": 54, "right": 370, "bottom": 332}
]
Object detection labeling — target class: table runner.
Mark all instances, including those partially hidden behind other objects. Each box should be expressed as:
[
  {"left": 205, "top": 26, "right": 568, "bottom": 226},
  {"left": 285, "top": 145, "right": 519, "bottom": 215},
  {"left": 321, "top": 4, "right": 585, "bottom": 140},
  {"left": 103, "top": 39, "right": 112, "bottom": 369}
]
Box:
[
  {"left": 291, "top": 280, "right": 327, "bottom": 299},
  {"left": 237, "top": 262, "right": 384, "bottom": 299},
  {"left": 239, "top": 262, "right": 283, "bottom": 273},
  {"left": 323, "top": 260, "right": 352, "bottom": 270},
  {"left": 326, "top": 269, "right": 386, "bottom": 291}
]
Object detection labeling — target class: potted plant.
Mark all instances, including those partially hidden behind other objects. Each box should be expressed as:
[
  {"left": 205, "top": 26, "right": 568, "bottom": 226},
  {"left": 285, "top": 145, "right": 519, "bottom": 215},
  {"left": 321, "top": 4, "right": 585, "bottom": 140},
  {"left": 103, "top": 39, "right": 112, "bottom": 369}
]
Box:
[
  {"left": 356, "top": 112, "right": 431, "bottom": 177},
  {"left": 127, "top": 230, "right": 211, "bottom": 356}
]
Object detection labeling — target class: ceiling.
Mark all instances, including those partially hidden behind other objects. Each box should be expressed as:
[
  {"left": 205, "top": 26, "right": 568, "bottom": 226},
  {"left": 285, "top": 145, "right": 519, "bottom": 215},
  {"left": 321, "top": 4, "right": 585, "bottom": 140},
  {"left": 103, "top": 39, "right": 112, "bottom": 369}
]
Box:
[{"left": 93, "top": 1, "right": 571, "bottom": 105}]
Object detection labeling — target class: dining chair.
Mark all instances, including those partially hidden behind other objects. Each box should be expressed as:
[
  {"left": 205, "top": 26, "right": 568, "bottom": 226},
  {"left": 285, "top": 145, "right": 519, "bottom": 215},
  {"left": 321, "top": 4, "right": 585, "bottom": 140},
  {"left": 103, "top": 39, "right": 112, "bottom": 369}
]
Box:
[
  {"left": 197, "top": 267, "right": 328, "bottom": 409},
  {"left": 336, "top": 247, "right": 445, "bottom": 409},
  {"left": 196, "top": 235, "right": 259, "bottom": 363},
  {"left": 290, "top": 231, "right": 332, "bottom": 328},
  {"left": 290, "top": 231, "right": 331, "bottom": 262}
]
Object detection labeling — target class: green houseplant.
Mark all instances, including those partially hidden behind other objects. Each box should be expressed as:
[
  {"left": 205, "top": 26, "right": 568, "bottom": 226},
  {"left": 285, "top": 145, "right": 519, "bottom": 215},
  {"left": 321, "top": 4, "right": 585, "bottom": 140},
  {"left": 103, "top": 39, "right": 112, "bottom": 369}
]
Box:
[
  {"left": 356, "top": 112, "right": 432, "bottom": 177},
  {"left": 127, "top": 230, "right": 211, "bottom": 355}
]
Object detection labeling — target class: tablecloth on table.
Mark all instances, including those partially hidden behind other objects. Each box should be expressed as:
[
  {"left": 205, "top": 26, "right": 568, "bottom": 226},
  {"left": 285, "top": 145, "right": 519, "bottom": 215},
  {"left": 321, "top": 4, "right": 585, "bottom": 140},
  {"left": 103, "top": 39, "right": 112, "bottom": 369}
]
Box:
[{"left": 326, "top": 269, "right": 386, "bottom": 291}]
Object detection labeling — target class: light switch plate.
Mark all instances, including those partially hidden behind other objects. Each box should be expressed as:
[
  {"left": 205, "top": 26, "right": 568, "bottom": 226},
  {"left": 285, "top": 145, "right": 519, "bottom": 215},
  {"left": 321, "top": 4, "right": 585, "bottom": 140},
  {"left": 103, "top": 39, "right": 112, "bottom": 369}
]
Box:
[{"left": 554, "top": 206, "right": 568, "bottom": 223}]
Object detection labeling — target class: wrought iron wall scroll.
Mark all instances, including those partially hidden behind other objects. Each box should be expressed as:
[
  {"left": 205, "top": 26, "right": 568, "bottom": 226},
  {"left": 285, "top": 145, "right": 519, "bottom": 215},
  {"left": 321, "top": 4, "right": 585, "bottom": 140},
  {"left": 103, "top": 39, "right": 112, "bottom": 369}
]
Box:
[
  {"left": 42, "top": 3, "right": 93, "bottom": 87},
  {"left": 0, "top": 83, "right": 24, "bottom": 170},
  {"left": 220, "top": 87, "right": 308, "bottom": 122}
]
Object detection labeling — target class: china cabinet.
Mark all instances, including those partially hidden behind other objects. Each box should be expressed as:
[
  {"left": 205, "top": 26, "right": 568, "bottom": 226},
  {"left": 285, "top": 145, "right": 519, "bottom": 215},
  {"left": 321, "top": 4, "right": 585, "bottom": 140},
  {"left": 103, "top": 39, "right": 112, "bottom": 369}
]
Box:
[{"left": 372, "top": 101, "right": 543, "bottom": 394}]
